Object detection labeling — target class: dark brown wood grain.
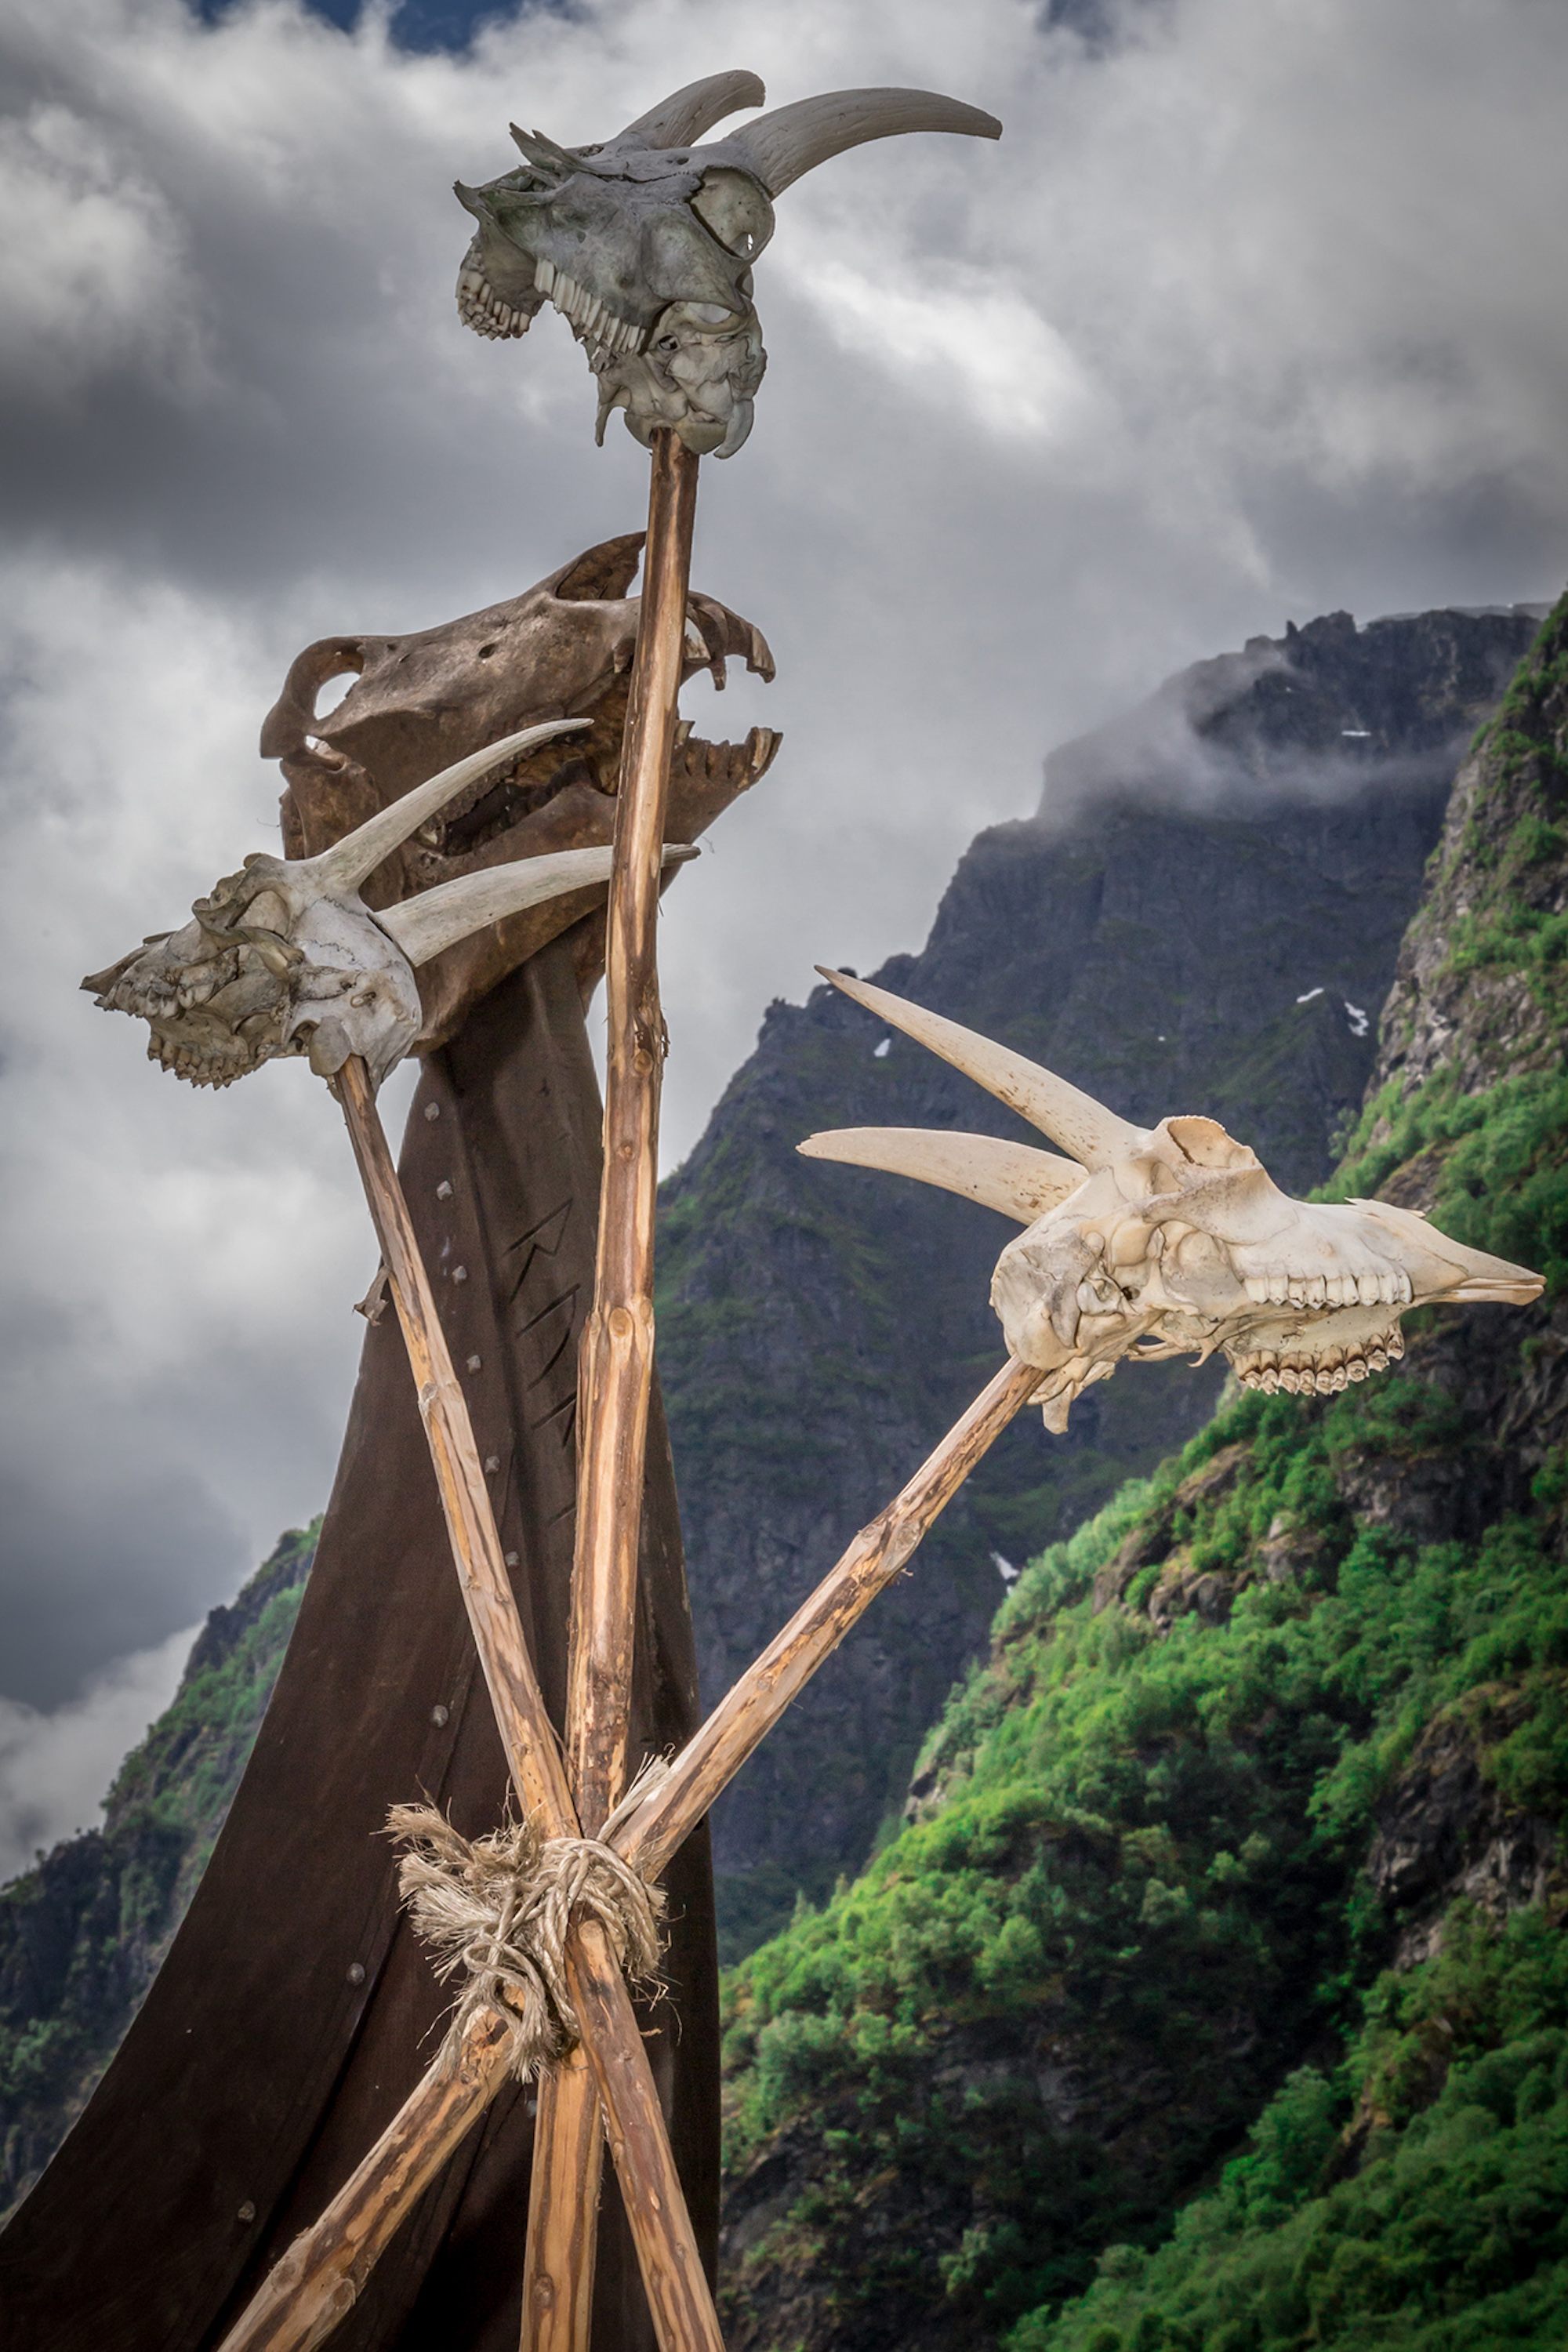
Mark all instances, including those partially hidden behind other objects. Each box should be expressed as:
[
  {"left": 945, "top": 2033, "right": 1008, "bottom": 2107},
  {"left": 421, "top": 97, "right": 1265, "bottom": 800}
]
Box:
[
  {"left": 0, "top": 941, "right": 718, "bottom": 2352},
  {"left": 334, "top": 1054, "right": 577, "bottom": 1829},
  {"left": 212, "top": 1045, "right": 724, "bottom": 2352},
  {"left": 193, "top": 1356, "right": 1036, "bottom": 2352}
]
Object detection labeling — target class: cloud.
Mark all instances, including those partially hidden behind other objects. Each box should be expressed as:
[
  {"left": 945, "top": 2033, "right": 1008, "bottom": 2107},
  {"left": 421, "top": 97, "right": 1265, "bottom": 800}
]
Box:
[
  {"left": 1, "top": 0, "right": 1566, "bottom": 1715},
  {"left": 0, "top": 101, "right": 208, "bottom": 397},
  {"left": 0, "top": 1622, "right": 198, "bottom": 1882}
]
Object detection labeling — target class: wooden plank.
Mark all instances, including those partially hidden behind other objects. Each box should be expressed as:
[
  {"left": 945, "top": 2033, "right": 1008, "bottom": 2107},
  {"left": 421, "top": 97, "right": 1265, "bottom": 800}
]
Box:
[
  {"left": 209, "top": 2012, "right": 514, "bottom": 2352},
  {"left": 217, "top": 1057, "right": 724, "bottom": 2352},
  {"left": 219, "top": 1356, "right": 1034, "bottom": 2351},
  {"left": 334, "top": 1053, "right": 576, "bottom": 1830}
]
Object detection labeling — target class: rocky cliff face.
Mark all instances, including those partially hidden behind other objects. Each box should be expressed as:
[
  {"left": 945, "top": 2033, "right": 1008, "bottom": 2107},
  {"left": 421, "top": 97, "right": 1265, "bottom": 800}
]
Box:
[
  {"left": 662, "top": 602, "right": 1544, "bottom": 1956},
  {"left": 715, "top": 593, "right": 1568, "bottom": 2352},
  {"left": 0, "top": 598, "right": 1546, "bottom": 2216}
]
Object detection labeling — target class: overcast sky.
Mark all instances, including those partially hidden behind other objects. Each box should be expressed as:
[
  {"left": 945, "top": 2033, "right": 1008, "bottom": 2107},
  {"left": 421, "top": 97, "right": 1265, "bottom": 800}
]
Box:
[{"left": 2, "top": 0, "right": 1567, "bottom": 1873}]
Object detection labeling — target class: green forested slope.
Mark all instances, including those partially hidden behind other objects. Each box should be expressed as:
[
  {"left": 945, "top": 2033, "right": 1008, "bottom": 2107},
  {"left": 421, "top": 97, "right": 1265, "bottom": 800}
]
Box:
[
  {"left": 661, "top": 607, "right": 1541, "bottom": 1953},
  {"left": 716, "top": 594, "right": 1568, "bottom": 2350},
  {"left": 0, "top": 1527, "right": 313, "bottom": 2215}
]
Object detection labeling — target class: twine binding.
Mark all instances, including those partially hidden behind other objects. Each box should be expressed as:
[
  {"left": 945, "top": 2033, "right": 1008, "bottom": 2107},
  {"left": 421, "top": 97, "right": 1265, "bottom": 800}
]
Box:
[{"left": 388, "top": 1760, "right": 670, "bottom": 2083}]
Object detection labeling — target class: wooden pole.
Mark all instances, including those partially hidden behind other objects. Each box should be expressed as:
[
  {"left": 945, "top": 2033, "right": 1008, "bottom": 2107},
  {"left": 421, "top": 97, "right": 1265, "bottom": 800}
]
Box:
[
  {"left": 525, "top": 426, "right": 701, "bottom": 2348},
  {"left": 569, "top": 426, "right": 700, "bottom": 1830},
  {"left": 614, "top": 1356, "right": 1041, "bottom": 1882},
  {"left": 210, "top": 2010, "right": 514, "bottom": 2352},
  {"left": 216, "top": 1056, "right": 724, "bottom": 2352},
  {"left": 217, "top": 1355, "right": 1038, "bottom": 2352}
]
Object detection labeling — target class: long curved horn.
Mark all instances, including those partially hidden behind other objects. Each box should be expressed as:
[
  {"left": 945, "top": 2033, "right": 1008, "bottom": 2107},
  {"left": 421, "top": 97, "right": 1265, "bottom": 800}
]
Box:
[
  {"left": 615, "top": 71, "right": 766, "bottom": 151},
  {"left": 817, "top": 967, "right": 1143, "bottom": 1171},
  {"left": 304, "top": 720, "right": 590, "bottom": 895},
  {"left": 715, "top": 88, "right": 1001, "bottom": 197},
  {"left": 799, "top": 1126, "right": 1083, "bottom": 1223},
  {"left": 379, "top": 844, "right": 698, "bottom": 967}
]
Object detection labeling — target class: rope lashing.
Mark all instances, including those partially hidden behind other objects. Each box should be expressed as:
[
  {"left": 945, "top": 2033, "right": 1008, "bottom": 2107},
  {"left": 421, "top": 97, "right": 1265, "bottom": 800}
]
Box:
[{"left": 388, "top": 1784, "right": 666, "bottom": 2081}]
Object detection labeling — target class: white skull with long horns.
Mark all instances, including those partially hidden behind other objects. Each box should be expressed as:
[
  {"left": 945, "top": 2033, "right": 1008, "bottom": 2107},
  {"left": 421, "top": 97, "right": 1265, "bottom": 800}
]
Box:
[
  {"left": 800, "top": 970, "right": 1543, "bottom": 1432},
  {"left": 453, "top": 71, "right": 1001, "bottom": 456},
  {"left": 84, "top": 720, "right": 693, "bottom": 1091}
]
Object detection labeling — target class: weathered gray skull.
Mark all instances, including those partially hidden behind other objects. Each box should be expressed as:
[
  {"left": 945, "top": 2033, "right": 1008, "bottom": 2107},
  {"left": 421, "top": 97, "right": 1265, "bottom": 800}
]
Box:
[
  {"left": 263, "top": 533, "right": 779, "bottom": 1051},
  {"left": 84, "top": 723, "right": 691, "bottom": 1091},
  {"left": 800, "top": 971, "right": 1543, "bottom": 1431},
  {"left": 454, "top": 71, "right": 1001, "bottom": 456}
]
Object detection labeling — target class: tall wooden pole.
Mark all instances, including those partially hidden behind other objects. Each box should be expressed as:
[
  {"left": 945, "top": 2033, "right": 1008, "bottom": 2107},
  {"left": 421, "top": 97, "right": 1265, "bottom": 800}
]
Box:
[
  {"left": 527, "top": 428, "right": 702, "bottom": 2350},
  {"left": 216, "top": 1356, "right": 1037, "bottom": 2352},
  {"left": 216, "top": 1055, "right": 724, "bottom": 2352}
]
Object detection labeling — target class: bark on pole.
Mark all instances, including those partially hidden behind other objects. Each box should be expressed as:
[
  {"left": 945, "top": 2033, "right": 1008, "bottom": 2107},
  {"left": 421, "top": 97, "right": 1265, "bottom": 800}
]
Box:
[
  {"left": 212, "top": 1356, "right": 1038, "bottom": 2352},
  {"left": 526, "top": 428, "right": 702, "bottom": 2350},
  {"left": 215, "top": 1051, "right": 723, "bottom": 2352}
]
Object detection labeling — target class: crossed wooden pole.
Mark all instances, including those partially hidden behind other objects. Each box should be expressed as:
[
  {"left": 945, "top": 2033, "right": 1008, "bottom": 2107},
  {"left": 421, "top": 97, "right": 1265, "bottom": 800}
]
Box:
[{"left": 216, "top": 430, "right": 1040, "bottom": 2352}]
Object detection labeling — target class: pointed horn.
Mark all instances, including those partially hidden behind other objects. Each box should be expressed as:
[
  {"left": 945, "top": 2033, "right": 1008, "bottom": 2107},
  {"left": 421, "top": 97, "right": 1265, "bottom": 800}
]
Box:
[
  {"left": 714, "top": 87, "right": 1001, "bottom": 197},
  {"left": 1351, "top": 1198, "right": 1544, "bottom": 1307},
  {"left": 305, "top": 720, "right": 590, "bottom": 895},
  {"left": 817, "top": 968, "right": 1143, "bottom": 1171},
  {"left": 509, "top": 125, "right": 577, "bottom": 177},
  {"left": 614, "top": 71, "right": 766, "bottom": 151},
  {"left": 799, "top": 1127, "right": 1083, "bottom": 1224},
  {"left": 379, "top": 844, "right": 698, "bottom": 967}
]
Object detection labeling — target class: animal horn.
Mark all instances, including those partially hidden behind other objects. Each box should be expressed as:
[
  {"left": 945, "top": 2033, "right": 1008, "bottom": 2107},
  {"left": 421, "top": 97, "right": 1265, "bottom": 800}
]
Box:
[
  {"left": 378, "top": 844, "right": 699, "bottom": 967},
  {"left": 508, "top": 125, "right": 579, "bottom": 178},
  {"left": 615, "top": 71, "right": 767, "bottom": 151},
  {"left": 716, "top": 88, "right": 1001, "bottom": 197},
  {"left": 799, "top": 1126, "right": 1083, "bottom": 1224},
  {"left": 817, "top": 967, "right": 1142, "bottom": 1171},
  {"left": 304, "top": 720, "right": 590, "bottom": 895}
]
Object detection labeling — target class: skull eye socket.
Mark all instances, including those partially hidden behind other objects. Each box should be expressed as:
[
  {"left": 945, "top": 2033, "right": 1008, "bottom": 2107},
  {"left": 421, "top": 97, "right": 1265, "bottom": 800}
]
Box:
[{"left": 691, "top": 169, "right": 775, "bottom": 261}]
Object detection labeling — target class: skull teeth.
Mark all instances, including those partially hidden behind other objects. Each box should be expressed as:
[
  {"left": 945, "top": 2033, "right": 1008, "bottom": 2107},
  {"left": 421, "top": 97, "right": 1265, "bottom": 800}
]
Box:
[
  {"left": 1234, "top": 1324, "right": 1405, "bottom": 1396},
  {"left": 666, "top": 727, "right": 781, "bottom": 789},
  {"left": 532, "top": 257, "right": 645, "bottom": 355},
  {"left": 457, "top": 266, "right": 526, "bottom": 340},
  {"left": 1245, "top": 1265, "right": 1413, "bottom": 1311}
]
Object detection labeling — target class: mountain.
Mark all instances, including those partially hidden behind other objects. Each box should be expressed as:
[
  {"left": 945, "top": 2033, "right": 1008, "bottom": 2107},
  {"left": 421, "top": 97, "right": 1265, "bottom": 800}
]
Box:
[
  {"left": 0, "top": 1529, "right": 313, "bottom": 2217},
  {"left": 0, "top": 597, "right": 1544, "bottom": 2212},
  {"left": 715, "top": 592, "right": 1568, "bottom": 2350},
  {"left": 660, "top": 602, "right": 1546, "bottom": 1956}
]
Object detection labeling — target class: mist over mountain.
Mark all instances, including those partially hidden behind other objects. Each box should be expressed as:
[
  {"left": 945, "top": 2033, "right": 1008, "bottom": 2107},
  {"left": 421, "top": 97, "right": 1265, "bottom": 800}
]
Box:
[
  {"left": 714, "top": 595, "right": 1568, "bottom": 2351},
  {"left": 662, "top": 601, "right": 1543, "bottom": 1955},
  {"left": 0, "top": 597, "right": 1544, "bottom": 2213}
]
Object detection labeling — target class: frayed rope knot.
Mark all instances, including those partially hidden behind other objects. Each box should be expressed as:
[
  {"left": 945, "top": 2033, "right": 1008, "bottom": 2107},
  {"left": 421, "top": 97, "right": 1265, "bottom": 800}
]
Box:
[{"left": 387, "top": 1792, "right": 665, "bottom": 2082}]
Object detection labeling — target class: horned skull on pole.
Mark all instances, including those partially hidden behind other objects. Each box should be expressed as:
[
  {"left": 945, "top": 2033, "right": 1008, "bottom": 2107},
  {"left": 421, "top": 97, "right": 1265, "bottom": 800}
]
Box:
[
  {"left": 82, "top": 720, "right": 692, "bottom": 1090},
  {"left": 453, "top": 70, "right": 1002, "bottom": 456},
  {"left": 803, "top": 970, "right": 1543, "bottom": 1430}
]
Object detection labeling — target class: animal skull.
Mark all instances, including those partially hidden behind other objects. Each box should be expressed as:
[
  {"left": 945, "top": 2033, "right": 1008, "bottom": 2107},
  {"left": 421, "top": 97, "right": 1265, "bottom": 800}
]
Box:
[
  {"left": 263, "top": 533, "right": 779, "bottom": 1051},
  {"left": 84, "top": 721, "right": 693, "bottom": 1091},
  {"left": 453, "top": 71, "right": 1001, "bottom": 456},
  {"left": 800, "top": 970, "right": 1543, "bottom": 1432}
]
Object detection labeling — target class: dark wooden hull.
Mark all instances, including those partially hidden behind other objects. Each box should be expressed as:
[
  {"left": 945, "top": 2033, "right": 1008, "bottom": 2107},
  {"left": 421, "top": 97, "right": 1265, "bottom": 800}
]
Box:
[{"left": 0, "top": 936, "right": 718, "bottom": 2350}]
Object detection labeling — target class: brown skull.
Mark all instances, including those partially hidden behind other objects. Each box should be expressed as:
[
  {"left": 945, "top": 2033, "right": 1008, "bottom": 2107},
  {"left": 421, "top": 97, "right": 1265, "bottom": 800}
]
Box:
[{"left": 261, "top": 532, "right": 779, "bottom": 1048}]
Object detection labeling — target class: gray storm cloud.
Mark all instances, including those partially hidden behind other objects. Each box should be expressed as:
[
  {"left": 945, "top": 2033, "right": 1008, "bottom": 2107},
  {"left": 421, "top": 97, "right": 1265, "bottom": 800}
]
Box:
[{"left": 2, "top": 0, "right": 1567, "bottom": 1780}]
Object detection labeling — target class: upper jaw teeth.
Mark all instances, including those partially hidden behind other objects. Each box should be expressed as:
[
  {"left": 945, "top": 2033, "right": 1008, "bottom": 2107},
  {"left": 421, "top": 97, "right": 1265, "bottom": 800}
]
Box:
[
  {"left": 534, "top": 257, "right": 647, "bottom": 355},
  {"left": 1243, "top": 1267, "right": 1411, "bottom": 1309},
  {"left": 458, "top": 264, "right": 526, "bottom": 339}
]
